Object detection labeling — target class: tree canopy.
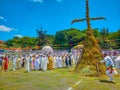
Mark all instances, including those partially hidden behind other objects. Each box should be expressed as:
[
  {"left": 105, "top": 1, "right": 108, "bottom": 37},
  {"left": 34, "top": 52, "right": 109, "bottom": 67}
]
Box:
[{"left": 4, "top": 28, "right": 120, "bottom": 50}]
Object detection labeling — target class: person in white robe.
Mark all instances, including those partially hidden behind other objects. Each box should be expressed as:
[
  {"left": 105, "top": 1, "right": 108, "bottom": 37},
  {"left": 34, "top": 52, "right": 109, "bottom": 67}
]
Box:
[
  {"left": 17, "top": 56, "right": 21, "bottom": 69},
  {"left": 52, "top": 55, "right": 56, "bottom": 68},
  {"left": 12, "top": 55, "right": 17, "bottom": 71},
  {"left": 26, "top": 56, "right": 31, "bottom": 72},
  {"left": 100, "top": 53, "right": 118, "bottom": 82},
  {"left": 70, "top": 53, "right": 75, "bottom": 65},
  {"left": 34, "top": 55, "right": 40, "bottom": 70},
  {"left": 41, "top": 55, "right": 49, "bottom": 71},
  {"left": 61, "top": 54, "right": 66, "bottom": 67},
  {"left": 39, "top": 54, "right": 43, "bottom": 69},
  {"left": 65, "top": 54, "right": 69, "bottom": 67},
  {"left": 115, "top": 54, "right": 120, "bottom": 73},
  {"left": 56, "top": 56, "right": 62, "bottom": 68}
]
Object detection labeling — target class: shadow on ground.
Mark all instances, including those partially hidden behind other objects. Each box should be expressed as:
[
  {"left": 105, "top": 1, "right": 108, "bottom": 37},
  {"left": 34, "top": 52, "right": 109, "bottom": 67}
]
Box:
[{"left": 99, "top": 80, "right": 116, "bottom": 84}]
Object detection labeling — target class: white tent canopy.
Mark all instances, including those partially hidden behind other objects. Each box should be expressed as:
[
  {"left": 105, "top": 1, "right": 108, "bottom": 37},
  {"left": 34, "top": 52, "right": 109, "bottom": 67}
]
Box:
[{"left": 42, "top": 46, "right": 54, "bottom": 55}]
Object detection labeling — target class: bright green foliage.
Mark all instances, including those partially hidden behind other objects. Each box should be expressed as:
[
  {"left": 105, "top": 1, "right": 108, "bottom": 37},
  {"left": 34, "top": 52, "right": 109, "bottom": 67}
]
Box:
[
  {"left": 108, "top": 29, "right": 120, "bottom": 49},
  {"left": 5, "top": 39, "right": 15, "bottom": 47},
  {"left": 46, "top": 35, "right": 55, "bottom": 45},
  {"left": 100, "top": 28, "right": 109, "bottom": 39},
  {"left": 65, "top": 28, "right": 85, "bottom": 44},
  {"left": 54, "top": 28, "right": 86, "bottom": 49},
  {"left": 93, "top": 28, "right": 101, "bottom": 38},
  {"left": 54, "top": 31, "right": 68, "bottom": 45},
  {"left": 5, "top": 36, "right": 37, "bottom": 49},
  {"left": 4, "top": 28, "right": 120, "bottom": 50},
  {"left": 19, "top": 36, "right": 37, "bottom": 48},
  {"left": 54, "top": 30, "right": 68, "bottom": 49}
]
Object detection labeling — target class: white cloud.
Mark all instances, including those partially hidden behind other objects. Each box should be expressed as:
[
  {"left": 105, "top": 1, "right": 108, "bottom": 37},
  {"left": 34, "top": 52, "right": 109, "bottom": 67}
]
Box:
[
  {"left": 0, "top": 16, "right": 6, "bottom": 21},
  {"left": 56, "top": 0, "right": 62, "bottom": 2},
  {"left": 30, "top": 0, "right": 43, "bottom": 3},
  {"left": 15, "top": 35, "right": 23, "bottom": 38},
  {"left": 0, "top": 25, "right": 14, "bottom": 32}
]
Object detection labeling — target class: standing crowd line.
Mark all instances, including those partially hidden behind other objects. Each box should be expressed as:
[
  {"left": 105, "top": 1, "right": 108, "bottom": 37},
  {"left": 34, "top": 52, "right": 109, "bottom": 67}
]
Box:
[
  {"left": 1, "top": 49, "right": 120, "bottom": 78},
  {"left": 0, "top": 50, "right": 80, "bottom": 73}
]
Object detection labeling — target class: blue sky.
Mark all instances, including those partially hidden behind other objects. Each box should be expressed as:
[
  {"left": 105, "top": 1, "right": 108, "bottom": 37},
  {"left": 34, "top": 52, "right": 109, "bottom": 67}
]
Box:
[{"left": 0, "top": 0, "right": 120, "bottom": 41}]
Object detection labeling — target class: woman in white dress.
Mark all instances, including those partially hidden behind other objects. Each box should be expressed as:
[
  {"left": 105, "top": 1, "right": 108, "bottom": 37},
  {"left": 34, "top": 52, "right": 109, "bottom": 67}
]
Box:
[{"left": 41, "top": 55, "right": 49, "bottom": 71}]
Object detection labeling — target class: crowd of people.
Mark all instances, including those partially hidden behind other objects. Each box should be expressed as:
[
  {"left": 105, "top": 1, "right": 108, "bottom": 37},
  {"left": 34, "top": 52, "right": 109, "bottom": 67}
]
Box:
[
  {"left": 0, "top": 50, "right": 80, "bottom": 73},
  {"left": 0, "top": 49, "right": 120, "bottom": 82}
]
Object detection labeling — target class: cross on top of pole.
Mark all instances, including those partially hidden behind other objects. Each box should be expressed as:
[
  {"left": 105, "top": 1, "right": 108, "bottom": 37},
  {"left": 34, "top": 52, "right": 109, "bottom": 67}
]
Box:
[{"left": 71, "top": 0, "right": 106, "bottom": 30}]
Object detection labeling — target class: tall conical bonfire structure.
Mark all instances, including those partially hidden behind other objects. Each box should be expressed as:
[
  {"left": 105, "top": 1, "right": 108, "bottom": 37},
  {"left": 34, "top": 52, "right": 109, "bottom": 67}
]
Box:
[{"left": 71, "top": 0, "right": 106, "bottom": 76}]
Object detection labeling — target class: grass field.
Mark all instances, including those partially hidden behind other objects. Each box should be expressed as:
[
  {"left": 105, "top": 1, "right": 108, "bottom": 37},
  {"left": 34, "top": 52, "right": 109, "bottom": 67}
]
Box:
[{"left": 0, "top": 65, "right": 120, "bottom": 90}]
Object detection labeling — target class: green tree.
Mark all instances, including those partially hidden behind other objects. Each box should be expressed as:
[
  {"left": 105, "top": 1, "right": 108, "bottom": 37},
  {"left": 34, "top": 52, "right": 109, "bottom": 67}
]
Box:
[
  {"left": 65, "top": 28, "right": 85, "bottom": 49},
  {"left": 100, "top": 28, "right": 109, "bottom": 39},
  {"left": 92, "top": 28, "right": 101, "bottom": 38},
  {"left": 100, "top": 28, "right": 110, "bottom": 49},
  {"left": 46, "top": 35, "right": 55, "bottom": 45},
  {"left": 5, "top": 36, "right": 37, "bottom": 49},
  {"left": 19, "top": 36, "right": 32, "bottom": 48},
  {"left": 106, "top": 29, "right": 120, "bottom": 49},
  {"left": 36, "top": 28, "right": 48, "bottom": 46},
  {"left": 5, "top": 39, "right": 14, "bottom": 48},
  {"left": 54, "top": 28, "right": 86, "bottom": 49},
  {"left": 116, "top": 29, "right": 120, "bottom": 49},
  {"left": 54, "top": 30, "right": 68, "bottom": 49}
]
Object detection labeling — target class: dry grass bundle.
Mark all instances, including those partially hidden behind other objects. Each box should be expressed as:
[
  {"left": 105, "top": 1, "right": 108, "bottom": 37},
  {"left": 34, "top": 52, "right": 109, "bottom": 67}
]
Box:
[{"left": 75, "top": 29, "right": 106, "bottom": 76}]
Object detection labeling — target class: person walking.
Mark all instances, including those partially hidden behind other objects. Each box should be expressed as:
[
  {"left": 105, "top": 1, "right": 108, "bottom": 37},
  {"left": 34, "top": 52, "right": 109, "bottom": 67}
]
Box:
[{"left": 100, "top": 53, "right": 118, "bottom": 82}]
